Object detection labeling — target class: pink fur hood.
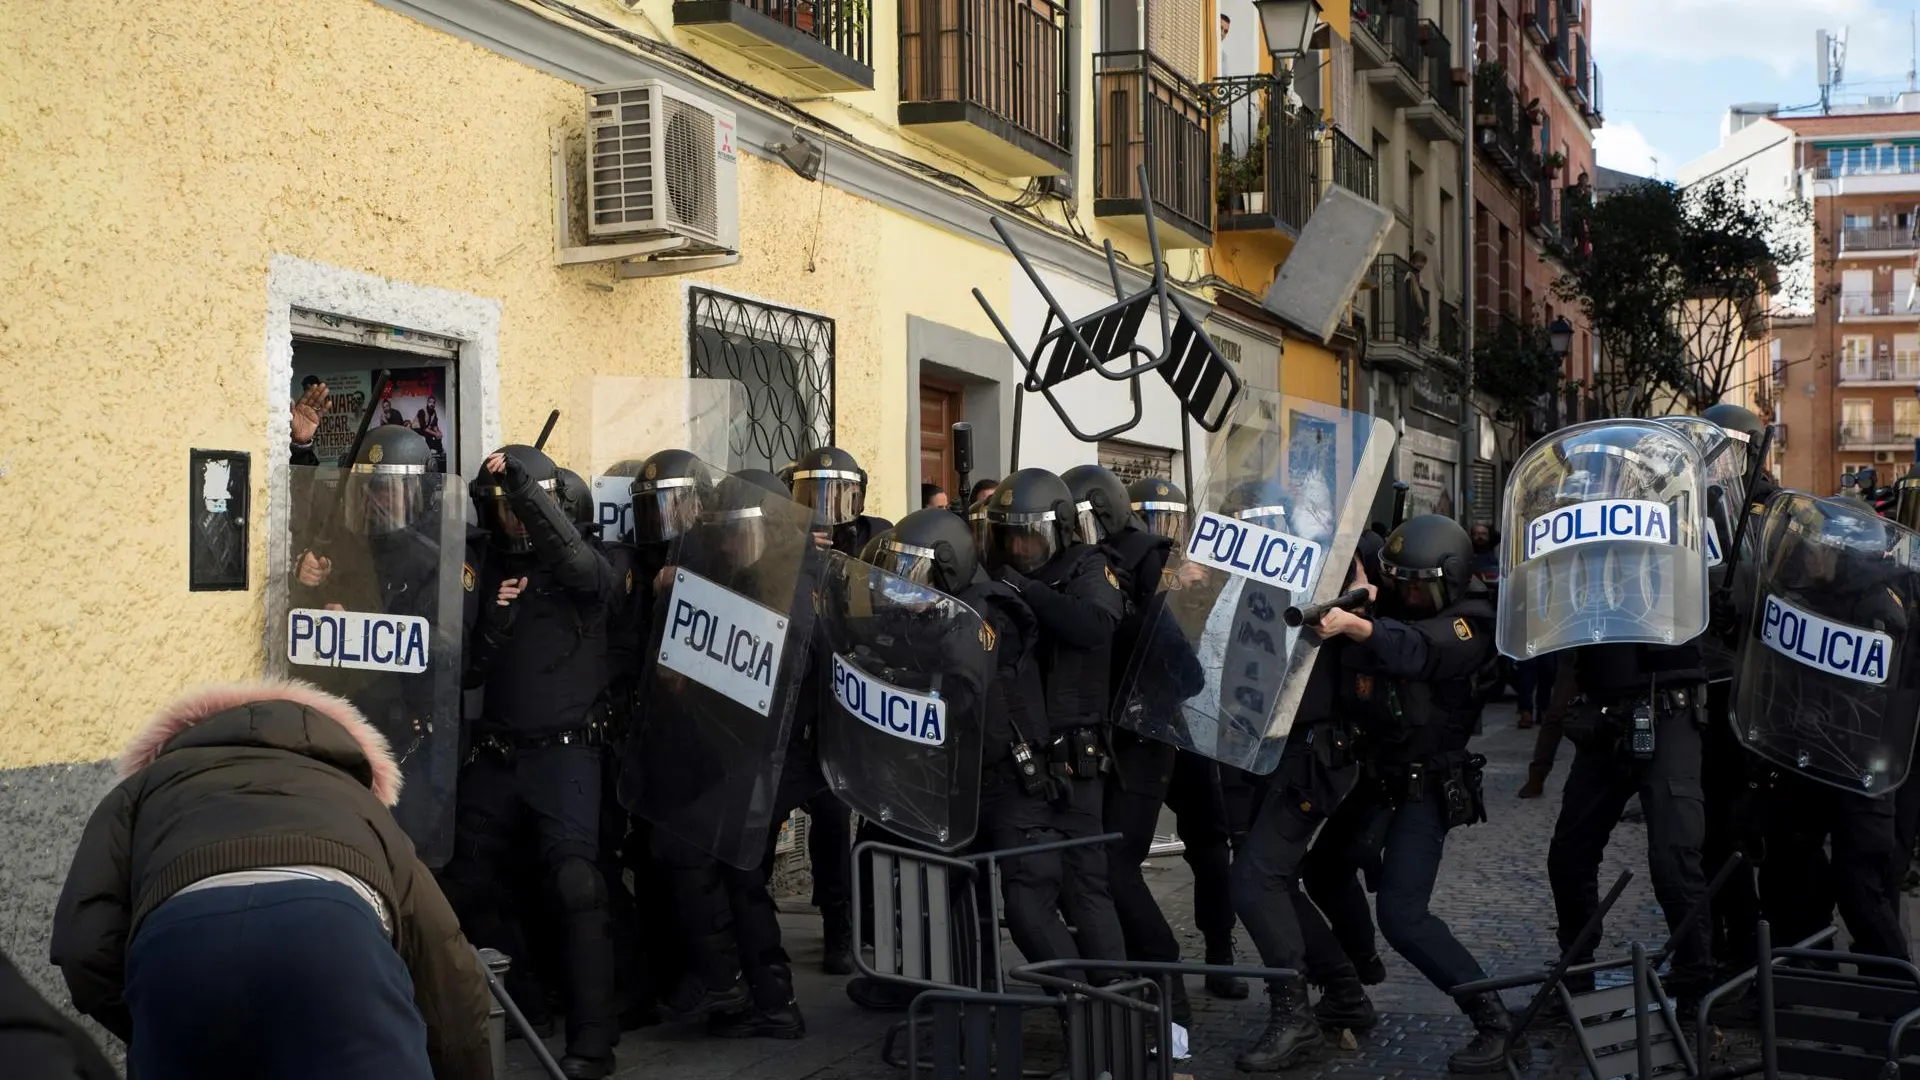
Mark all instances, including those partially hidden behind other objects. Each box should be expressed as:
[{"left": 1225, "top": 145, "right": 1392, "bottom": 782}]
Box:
[{"left": 118, "top": 680, "right": 403, "bottom": 807}]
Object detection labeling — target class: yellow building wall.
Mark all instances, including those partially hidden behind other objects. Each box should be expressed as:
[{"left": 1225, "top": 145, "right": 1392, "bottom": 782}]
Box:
[
  {"left": 1280, "top": 339, "right": 1345, "bottom": 405},
  {"left": 0, "top": 0, "right": 998, "bottom": 767}
]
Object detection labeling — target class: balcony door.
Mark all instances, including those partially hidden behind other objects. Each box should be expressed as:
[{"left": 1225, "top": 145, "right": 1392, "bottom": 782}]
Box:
[
  {"left": 919, "top": 376, "right": 964, "bottom": 505},
  {"left": 1842, "top": 269, "right": 1874, "bottom": 317},
  {"left": 1842, "top": 398, "right": 1874, "bottom": 445}
]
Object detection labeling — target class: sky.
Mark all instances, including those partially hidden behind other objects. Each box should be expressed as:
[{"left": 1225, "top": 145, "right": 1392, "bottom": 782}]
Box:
[{"left": 1590, "top": 0, "right": 1920, "bottom": 178}]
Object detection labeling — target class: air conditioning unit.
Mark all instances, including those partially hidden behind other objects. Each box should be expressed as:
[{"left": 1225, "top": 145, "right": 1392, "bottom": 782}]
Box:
[
  {"left": 585, "top": 80, "right": 739, "bottom": 253},
  {"left": 1877, "top": 450, "right": 1899, "bottom": 464}
]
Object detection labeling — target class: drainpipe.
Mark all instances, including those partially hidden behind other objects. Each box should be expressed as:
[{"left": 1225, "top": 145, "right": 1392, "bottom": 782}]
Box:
[{"left": 1455, "top": 0, "right": 1478, "bottom": 525}]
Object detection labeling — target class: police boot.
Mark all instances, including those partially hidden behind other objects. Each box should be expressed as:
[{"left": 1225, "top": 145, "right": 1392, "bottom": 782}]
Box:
[
  {"left": 1352, "top": 951, "right": 1388, "bottom": 985},
  {"left": 708, "top": 963, "right": 806, "bottom": 1040},
  {"left": 1233, "top": 980, "right": 1323, "bottom": 1072},
  {"left": 1313, "top": 975, "right": 1378, "bottom": 1033},
  {"left": 559, "top": 1054, "right": 614, "bottom": 1080},
  {"left": 1204, "top": 932, "right": 1249, "bottom": 999},
  {"left": 662, "top": 932, "right": 750, "bottom": 1024},
  {"left": 820, "top": 901, "right": 855, "bottom": 976},
  {"left": 1447, "top": 992, "right": 1525, "bottom": 1074}
]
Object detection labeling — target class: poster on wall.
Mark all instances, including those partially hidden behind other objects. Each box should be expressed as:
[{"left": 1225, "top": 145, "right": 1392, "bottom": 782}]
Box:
[
  {"left": 1286, "top": 410, "right": 1341, "bottom": 544},
  {"left": 293, "top": 367, "right": 452, "bottom": 473}
]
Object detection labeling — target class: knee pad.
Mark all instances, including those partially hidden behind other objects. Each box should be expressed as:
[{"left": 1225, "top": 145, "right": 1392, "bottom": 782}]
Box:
[{"left": 555, "top": 855, "right": 609, "bottom": 915}]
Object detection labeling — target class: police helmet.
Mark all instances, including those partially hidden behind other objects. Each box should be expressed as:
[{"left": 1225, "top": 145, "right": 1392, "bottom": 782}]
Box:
[
  {"left": 983, "top": 468, "right": 1077, "bottom": 575},
  {"left": 1062, "top": 464, "right": 1136, "bottom": 545},
  {"left": 1894, "top": 476, "right": 1920, "bottom": 531},
  {"left": 700, "top": 470, "right": 786, "bottom": 564},
  {"left": 966, "top": 497, "right": 991, "bottom": 554},
  {"left": 733, "top": 468, "right": 791, "bottom": 498},
  {"left": 1380, "top": 514, "right": 1473, "bottom": 611},
  {"left": 347, "top": 425, "right": 432, "bottom": 537},
  {"left": 1222, "top": 478, "right": 1292, "bottom": 533},
  {"left": 1702, "top": 403, "right": 1766, "bottom": 477},
  {"left": 1128, "top": 476, "right": 1190, "bottom": 545},
  {"left": 788, "top": 446, "right": 868, "bottom": 527},
  {"left": 862, "top": 507, "right": 979, "bottom": 593},
  {"left": 554, "top": 468, "right": 594, "bottom": 531},
  {"left": 630, "top": 449, "right": 707, "bottom": 545},
  {"left": 1550, "top": 423, "right": 1688, "bottom": 504},
  {"left": 473, "top": 443, "right": 560, "bottom": 554}
]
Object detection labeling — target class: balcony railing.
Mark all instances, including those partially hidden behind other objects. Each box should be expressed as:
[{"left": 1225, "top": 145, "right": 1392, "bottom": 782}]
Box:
[
  {"left": 1817, "top": 160, "right": 1920, "bottom": 179},
  {"left": 1383, "top": 1, "right": 1424, "bottom": 77},
  {"left": 1525, "top": 0, "right": 1550, "bottom": 43},
  {"left": 1588, "top": 63, "right": 1604, "bottom": 120},
  {"left": 1422, "top": 22, "right": 1462, "bottom": 125},
  {"left": 673, "top": 0, "right": 874, "bottom": 91},
  {"left": 1839, "top": 226, "right": 1920, "bottom": 253},
  {"left": 1215, "top": 76, "right": 1317, "bottom": 235},
  {"left": 1838, "top": 356, "right": 1920, "bottom": 382},
  {"left": 1439, "top": 301, "right": 1463, "bottom": 357},
  {"left": 1093, "top": 51, "right": 1213, "bottom": 245},
  {"left": 1533, "top": 178, "right": 1560, "bottom": 242},
  {"left": 1474, "top": 71, "right": 1538, "bottom": 187},
  {"left": 1839, "top": 421, "right": 1920, "bottom": 447},
  {"left": 1574, "top": 36, "right": 1590, "bottom": 105},
  {"left": 1838, "top": 291, "right": 1920, "bottom": 317},
  {"left": 898, "top": 0, "right": 1070, "bottom": 173},
  {"left": 1550, "top": 0, "right": 1572, "bottom": 76},
  {"left": 1370, "top": 254, "right": 1433, "bottom": 347},
  {"left": 1328, "top": 126, "right": 1377, "bottom": 202}
]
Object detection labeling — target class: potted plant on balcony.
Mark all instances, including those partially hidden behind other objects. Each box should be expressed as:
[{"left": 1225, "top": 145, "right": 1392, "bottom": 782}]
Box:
[
  {"left": 1474, "top": 61, "right": 1506, "bottom": 125},
  {"left": 783, "top": 0, "right": 868, "bottom": 39},
  {"left": 1242, "top": 120, "right": 1270, "bottom": 214},
  {"left": 1541, "top": 149, "right": 1567, "bottom": 173}
]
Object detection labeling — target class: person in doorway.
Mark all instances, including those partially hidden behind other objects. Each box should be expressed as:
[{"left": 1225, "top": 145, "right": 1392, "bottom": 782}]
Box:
[
  {"left": 921, "top": 483, "right": 949, "bottom": 510},
  {"left": 971, "top": 478, "right": 999, "bottom": 505},
  {"left": 50, "top": 681, "right": 492, "bottom": 1080},
  {"left": 1403, "top": 252, "right": 1432, "bottom": 342}
]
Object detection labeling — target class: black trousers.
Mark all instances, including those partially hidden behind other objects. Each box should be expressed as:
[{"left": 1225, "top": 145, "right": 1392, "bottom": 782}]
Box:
[
  {"left": 1230, "top": 739, "right": 1360, "bottom": 995},
  {"left": 1547, "top": 707, "right": 1713, "bottom": 995},
  {"left": 1303, "top": 780, "right": 1488, "bottom": 997},
  {"left": 1701, "top": 681, "right": 1760, "bottom": 969},
  {"left": 980, "top": 774, "right": 1128, "bottom": 985},
  {"left": 1166, "top": 750, "right": 1238, "bottom": 943},
  {"left": 441, "top": 744, "right": 618, "bottom": 1060},
  {"left": 1757, "top": 774, "right": 1910, "bottom": 961},
  {"left": 1103, "top": 783, "right": 1183, "bottom": 966},
  {"left": 724, "top": 753, "right": 830, "bottom": 1009}
]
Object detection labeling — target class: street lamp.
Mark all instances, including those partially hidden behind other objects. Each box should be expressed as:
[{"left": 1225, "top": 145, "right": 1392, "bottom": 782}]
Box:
[
  {"left": 1253, "top": 0, "right": 1322, "bottom": 63},
  {"left": 1548, "top": 315, "right": 1575, "bottom": 360}
]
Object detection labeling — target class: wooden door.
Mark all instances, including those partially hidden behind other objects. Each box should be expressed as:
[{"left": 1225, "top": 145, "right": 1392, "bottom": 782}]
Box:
[{"left": 919, "top": 377, "right": 964, "bottom": 507}]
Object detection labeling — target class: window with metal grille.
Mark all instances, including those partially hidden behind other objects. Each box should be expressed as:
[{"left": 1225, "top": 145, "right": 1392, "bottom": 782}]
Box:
[
  {"left": 688, "top": 288, "right": 835, "bottom": 474},
  {"left": 1098, "top": 439, "right": 1175, "bottom": 485}
]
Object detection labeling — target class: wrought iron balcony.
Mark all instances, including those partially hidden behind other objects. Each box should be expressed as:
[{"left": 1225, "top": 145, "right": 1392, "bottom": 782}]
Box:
[
  {"left": 1525, "top": 0, "right": 1550, "bottom": 45},
  {"left": 1359, "top": 0, "right": 1424, "bottom": 106},
  {"left": 1837, "top": 291, "right": 1920, "bottom": 318},
  {"left": 1475, "top": 73, "right": 1539, "bottom": 189},
  {"left": 1838, "top": 421, "right": 1920, "bottom": 448},
  {"left": 1531, "top": 178, "right": 1560, "bottom": 243},
  {"left": 1093, "top": 51, "right": 1213, "bottom": 248},
  {"left": 1405, "top": 21, "right": 1463, "bottom": 142},
  {"left": 898, "top": 0, "right": 1070, "bottom": 176},
  {"left": 1561, "top": 182, "right": 1591, "bottom": 253},
  {"left": 1324, "top": 125, "right": 1377, "bottom": 203},
  {"left": 1366, "top": 253, "right": 1435, "bottom": 373},
  {"left": 1838, "top": 226, "right": 1920, "bottom": 254},
  {"left": 1213, "top": 76, "right": 1317, "bottom": 236},
  {"left": 1439, "top": 301, "right": 1463, "bottom": 358},
  {"left": 674, "top": 0, "right": 874, "bottom": 92},
  {"left": 1550, "top": 0, "right": 1573, "bottom": 77},
  {"left": 1587, "top": 63, "right": 1604, "bottom": 123},
  {"left": 1838, "top": 355, "right": 1920, "bottom": 383},
  {"left": 1574, "top": 36, "right": 1590, "bottom": 106}
]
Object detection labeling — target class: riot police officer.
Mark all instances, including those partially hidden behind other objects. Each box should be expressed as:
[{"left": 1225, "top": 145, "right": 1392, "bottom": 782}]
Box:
[
  {"left": 977, "top": 468, "right": 1129, "bottom": 981},
  {"left": 786, "top": 446, "right": 893, "bottom": 973},
  {"left": 1064, "top": 465, "right": 1236, "bottom": 1013},
  {"left": 441, "top": 443, "right": 622, "bottom": 1079},
  {"left": 1295, "top": 516, "right": 1513, "bottom": 1072},
  {"left": 1127, "top": 476, "right": 1191, "bottom": 546}
]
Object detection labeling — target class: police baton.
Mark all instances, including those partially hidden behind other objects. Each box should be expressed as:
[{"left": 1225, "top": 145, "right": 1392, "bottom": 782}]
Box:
[
  {"left": 534, "top": 409, "right": 560, "bottom": 452},
  {"left": 951, "top": 421, "right": 974, "bottom": 520},
  {"left": 310, "top": 368, "right": 392, "bottom": 552},
  {"left": 1283, "top": 587, "right": 1371, "bottom": 628},
  {"left": 1389, "top": 481, "right": 1411, "bottom": 530}
]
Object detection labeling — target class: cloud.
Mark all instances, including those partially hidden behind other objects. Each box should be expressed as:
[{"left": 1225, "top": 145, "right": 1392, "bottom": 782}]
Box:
[
  {"left": 1597, "top": 0, "right": 1906, "bottom": 79},
  {"left": 1594, "top": 121, "right": 1669, "bottom": 177}
]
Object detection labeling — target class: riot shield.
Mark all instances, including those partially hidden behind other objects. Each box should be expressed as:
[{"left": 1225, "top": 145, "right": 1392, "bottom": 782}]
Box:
[
  {"left": 619, "top": 459, "right": 820, "bottom": 869},
  {"left": 1733, "top": 493, "right": 1920, "bottom": 795},
  {"left": 572, "top": 376, "right": 743, "bottom": 540},
  {"left": 814, "top": 551, "right": 992, "bottom": 851},
  {"left": 1656, "top": 416, "right": 1746, "bottom": 583},
  {"left": 1497, "top": 420, "right": 1711, "bottom": 660},
  {"left": 1111, "top": 390, "right": 1397, "bottom": 775},
  {"left": 268, "top": 465, "right": 465, "bottom": 866}
]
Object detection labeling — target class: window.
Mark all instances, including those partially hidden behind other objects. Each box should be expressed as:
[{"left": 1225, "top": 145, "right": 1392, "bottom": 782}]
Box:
[
  {"left": 1842, "top": 398, "right": 1874, "bottom": 443},
  {"left": 1842, "top": 211, "right": 1873, "bottom": 230},
  {"left": 1896, "top": 333, "right": 1920, "bottom": 379},
  {"left": 687, "top": 288, "right": 835, "bottom": 474},
  {"left": 1841, "top": 335, "right": 1874, "bottom": 378},
  {"left": 1897, "top": 398, "right": 1920, "bottom": 437},
  {"left": 1898, "top": 269, "right": 1918, "bottom": 313}
]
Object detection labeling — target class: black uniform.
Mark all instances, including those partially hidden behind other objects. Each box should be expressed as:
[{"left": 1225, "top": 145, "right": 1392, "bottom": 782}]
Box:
[
  {"left": 1547, "top": 643, "right": 1713, "bottom": 997},
  {"left": 980, "top": 543, "right": 1130, "bottom": 982},
  {"left": 441, "top": 460, "right": 622, "bottom": 1069}
]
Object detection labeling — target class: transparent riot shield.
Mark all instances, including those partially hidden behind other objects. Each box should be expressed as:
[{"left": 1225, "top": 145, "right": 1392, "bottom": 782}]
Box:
[
  {"left": 1657, "top": 415, "right": 1749, "bottom": 676},
  {"left": 814, "top": 551, "right": 992, "bottom": 852},
  {"left": 619, "top": 459, "right": 819, "bottom": 869},
  {"left": 572, "top": 376, "right": 743, "bottom": 540},
  {"left": 1733, "top": 493, "right": 1920, "bottom": 796},
  {"left": 268, "top": 465, "right": 466, "bottom": 866},
  {"left": 1111, "top": 390, "right": 1397, "bottom": 775},
  {"left": 1497, "top": 420, "right": 1711, "bottom": 660}
]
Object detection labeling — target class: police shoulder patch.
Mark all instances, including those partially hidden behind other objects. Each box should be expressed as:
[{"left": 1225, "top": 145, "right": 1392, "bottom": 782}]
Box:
[
  {"left": 462, "top": 563, "right": 476, "bottom": 592},
  {"left": 979, "top": 623, "right": 997, "bottom": 652},
  {"left": 1453, "top": 617, "right": 1473, "bottom": 641},
  {"left": 1104, "top": 566, "right": 1120, "bottom": 590},
  {"left": 1160, "top": 566, "right": 1177, "bottom": 590}
]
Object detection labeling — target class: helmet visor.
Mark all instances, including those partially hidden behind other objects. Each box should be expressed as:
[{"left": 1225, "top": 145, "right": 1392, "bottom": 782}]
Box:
[
  {"left": 475, "top": 477, "right": 553, "bottom": 554},
  {"left": 791, "top": 468, "right": 864, "bottom": 527},
  {"left": 1380, "top": 560, "right": 1447, "bottom": 612},
  {"left": 1134, "top": 501, "right": 1190, "bottom": 545},
  {"left": 699, "top": 503, "right": 770, "bottom": 565},
  {"left": 632, "top": 477, "right": 700, "bottom": 544},
  {"left": 869, "top": 538, "right": 938, "bottom": 587},
  {"left": 1234, "top": 503, "right": 1290, "bottom": 532},
  {"left": 1073, "top": 500, "right": 1109, "bottom": 546},
  {"left": 347, "top": 463, "right": 424, "bottom": 537},
  {"left": 987, "top": 513, "right": 1061, "bottom": 575}
]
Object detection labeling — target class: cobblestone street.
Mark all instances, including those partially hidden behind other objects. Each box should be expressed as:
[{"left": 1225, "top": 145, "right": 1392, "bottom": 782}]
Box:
[{"left": 506, "top": 701, "right": 1706, "bottom": 1079}]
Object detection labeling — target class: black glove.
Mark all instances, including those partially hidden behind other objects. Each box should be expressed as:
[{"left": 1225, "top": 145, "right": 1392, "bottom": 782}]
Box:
[
  {"left": 1709, "top": 591, "right": 1739, "bottom": 639},
  {"left": 498, "top": 450, "right": 530, "bottom": 494}
]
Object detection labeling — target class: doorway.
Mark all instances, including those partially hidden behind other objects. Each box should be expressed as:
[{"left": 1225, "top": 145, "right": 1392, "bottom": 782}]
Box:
[{"left": 920, "top": 376, "right": 965, "bottom": 507}]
